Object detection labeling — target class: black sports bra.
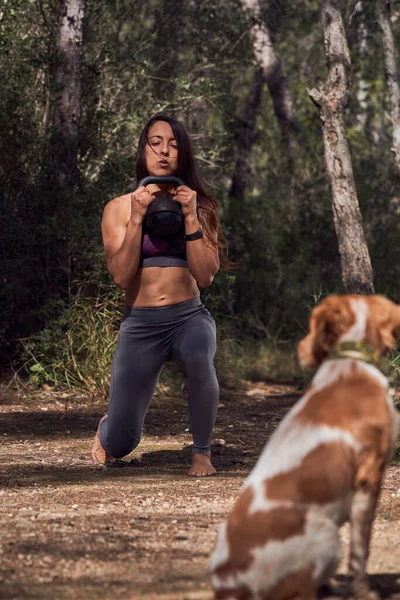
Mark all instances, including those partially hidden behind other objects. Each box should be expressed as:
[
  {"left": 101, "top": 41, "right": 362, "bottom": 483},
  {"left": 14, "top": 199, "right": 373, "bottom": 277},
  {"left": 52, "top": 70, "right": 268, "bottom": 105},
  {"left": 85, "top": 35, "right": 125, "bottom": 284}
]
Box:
[{"left": 139, "top": 229, "right": 188, "bottom": 268}]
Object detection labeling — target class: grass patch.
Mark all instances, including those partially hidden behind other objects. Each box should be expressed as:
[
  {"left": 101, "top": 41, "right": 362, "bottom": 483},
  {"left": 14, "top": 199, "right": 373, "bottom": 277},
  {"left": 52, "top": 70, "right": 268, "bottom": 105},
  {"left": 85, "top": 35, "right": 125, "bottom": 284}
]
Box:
[
  {"left": 389, "top": 350, "right": 400, "bottom": 389},
  {"left": 17, "top": 294, "right": 400, "bottom": 401},
  {"left": 18, "top": 291, "right": 122, "bottom": 398},
  {"left": 13, "top": 295, "right": 308, "bottom": 399},
  {"left": 243, "top": 342, "right": 306, "bottom": 384}
]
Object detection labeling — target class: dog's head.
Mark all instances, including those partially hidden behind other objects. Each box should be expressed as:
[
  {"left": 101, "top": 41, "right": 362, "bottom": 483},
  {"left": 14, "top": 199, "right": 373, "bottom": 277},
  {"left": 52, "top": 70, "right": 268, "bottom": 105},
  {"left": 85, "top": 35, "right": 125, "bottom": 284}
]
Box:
[{"left": 298, "top": 294, "right": 400, "bottom": 368}]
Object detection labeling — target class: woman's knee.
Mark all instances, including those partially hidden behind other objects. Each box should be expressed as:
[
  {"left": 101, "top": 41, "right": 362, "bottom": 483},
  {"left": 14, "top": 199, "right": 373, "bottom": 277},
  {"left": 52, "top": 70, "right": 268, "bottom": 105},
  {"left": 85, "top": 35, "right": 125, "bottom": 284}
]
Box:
[{"left": 101, "top": 424, "right": 140, "bottom": 459}]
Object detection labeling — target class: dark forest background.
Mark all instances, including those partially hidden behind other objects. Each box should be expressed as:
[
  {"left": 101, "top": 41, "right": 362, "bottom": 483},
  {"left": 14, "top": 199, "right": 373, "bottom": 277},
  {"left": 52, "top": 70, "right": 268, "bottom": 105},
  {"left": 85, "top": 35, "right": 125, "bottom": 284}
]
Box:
[{"left": 1, "top": 0, "right": 400, "bottom": 394}]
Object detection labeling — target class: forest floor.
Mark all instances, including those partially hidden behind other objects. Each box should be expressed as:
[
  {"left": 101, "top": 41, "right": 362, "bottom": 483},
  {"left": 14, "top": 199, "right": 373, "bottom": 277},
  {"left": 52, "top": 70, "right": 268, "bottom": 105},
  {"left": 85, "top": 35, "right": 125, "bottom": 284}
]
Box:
[{"left": 0, "top": 380, "right": 399, "bottom": 600}]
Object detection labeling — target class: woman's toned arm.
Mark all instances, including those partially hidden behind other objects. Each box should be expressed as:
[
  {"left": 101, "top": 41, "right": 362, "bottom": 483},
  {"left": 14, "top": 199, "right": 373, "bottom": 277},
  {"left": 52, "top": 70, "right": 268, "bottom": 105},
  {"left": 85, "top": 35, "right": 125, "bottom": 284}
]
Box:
[
  {"left": 173, "top": 186, "right": 220, "bottom": 288},
  {"left": 102, "top": 187, "right": 154, "bottom": 289},
  {"left": 184, "top": 213, "right": 220, "bottom": 287}
]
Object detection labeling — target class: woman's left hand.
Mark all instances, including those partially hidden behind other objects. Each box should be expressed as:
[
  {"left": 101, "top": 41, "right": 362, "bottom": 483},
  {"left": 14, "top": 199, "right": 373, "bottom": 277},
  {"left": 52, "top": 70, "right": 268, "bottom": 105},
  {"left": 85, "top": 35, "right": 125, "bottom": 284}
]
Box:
[{"left": 172, "top": 186, "right": 197, "bottom": 220}]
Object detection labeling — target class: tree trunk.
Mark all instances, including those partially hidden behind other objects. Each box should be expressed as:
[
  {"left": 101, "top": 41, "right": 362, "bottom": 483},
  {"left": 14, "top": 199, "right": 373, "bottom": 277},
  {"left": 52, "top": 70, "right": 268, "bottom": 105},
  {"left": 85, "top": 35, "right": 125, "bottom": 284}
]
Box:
[
  {"left": 236, "top": 0, "right": 303, "bottom": 225},
  {"left": 245, "top": 0, "right": 303, "bottom": 155},
  {"left": 45, "top": 0, "right": 84, "bottom": 295},
  {"left": 229, "top": 67, "right": 264, "bottom": 206},
  {"left": 309, "top": 0, "right": 374, "bottom": 294},
  {"left": 376, "top": 0, "right": 400, "bottom": 173},
  {"left": 51, "top": 0, "right": 84, "bottom": 189}
]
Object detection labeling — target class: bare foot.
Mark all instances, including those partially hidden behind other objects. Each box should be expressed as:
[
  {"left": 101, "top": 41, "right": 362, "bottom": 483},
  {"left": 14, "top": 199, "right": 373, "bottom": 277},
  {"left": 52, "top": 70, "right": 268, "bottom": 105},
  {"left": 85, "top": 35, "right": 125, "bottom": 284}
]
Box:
[
  {"left": 187, "top": 453, "right": 216, "bottom": 477},
  {"left": 90, "top": 415, "right": 114, "bottom": 465}
]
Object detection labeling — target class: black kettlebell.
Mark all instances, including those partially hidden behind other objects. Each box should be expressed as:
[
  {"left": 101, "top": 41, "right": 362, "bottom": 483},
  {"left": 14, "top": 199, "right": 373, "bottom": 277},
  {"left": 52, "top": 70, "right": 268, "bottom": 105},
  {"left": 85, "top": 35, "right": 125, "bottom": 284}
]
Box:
[{"left": 137, "top": 176, "right": 184, "bottom": 236}]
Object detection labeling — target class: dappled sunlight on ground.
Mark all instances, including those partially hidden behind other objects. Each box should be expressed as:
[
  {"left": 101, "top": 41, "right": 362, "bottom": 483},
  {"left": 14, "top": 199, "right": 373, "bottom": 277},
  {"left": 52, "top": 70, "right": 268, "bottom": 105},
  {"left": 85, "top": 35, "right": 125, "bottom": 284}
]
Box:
[{"left": 0, "top": 381, "right": 399, "bottom": 599}]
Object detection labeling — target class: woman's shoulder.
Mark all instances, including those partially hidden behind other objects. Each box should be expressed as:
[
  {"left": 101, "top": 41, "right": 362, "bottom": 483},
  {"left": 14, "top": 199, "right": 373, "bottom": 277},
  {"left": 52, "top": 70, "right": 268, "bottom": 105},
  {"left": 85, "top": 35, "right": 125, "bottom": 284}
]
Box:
[
  {"left": 103, "top": 193, "right": 131, "bottom": 220},
  {"left": 107, "top": 192, "right": 131, "bottom": 207}
]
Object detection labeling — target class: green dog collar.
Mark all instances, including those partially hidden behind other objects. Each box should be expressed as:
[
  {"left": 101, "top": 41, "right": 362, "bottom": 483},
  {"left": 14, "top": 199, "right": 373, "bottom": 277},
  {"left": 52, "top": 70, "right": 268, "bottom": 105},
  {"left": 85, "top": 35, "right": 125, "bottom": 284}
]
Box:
[{"left": 327, "top": 341, "right": 390, "bottom": 377}]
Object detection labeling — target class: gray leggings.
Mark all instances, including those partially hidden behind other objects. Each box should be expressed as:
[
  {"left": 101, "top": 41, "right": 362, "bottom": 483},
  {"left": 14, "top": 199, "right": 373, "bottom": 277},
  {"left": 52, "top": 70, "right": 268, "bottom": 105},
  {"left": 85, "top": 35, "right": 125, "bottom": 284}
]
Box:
[{"left": 99, "top": 297, "right": 219, "bottom": 457}]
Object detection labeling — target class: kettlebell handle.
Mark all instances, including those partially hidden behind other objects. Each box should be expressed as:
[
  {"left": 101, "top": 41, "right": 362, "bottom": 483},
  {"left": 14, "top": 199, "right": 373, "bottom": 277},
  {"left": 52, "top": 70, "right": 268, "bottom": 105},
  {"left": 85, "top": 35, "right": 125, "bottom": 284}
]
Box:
[{"left": 137, "top": 176, "right": 185, "bottom": 188}]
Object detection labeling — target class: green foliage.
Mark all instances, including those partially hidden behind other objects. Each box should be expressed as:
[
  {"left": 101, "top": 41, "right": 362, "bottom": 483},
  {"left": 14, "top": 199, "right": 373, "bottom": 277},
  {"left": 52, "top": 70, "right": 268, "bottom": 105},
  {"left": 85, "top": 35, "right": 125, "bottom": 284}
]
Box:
[
  {"left": 19, "top": 287, "right": 305, "bottom": 396},
  {"left": 2, "top": 0, "right": 400, "bottom": 392},
  {"left": 21, "top": 289, "right": 123, "bottom": 396},
  {"left": 389, "top": 349, "right": 400, "bottom": 389}
]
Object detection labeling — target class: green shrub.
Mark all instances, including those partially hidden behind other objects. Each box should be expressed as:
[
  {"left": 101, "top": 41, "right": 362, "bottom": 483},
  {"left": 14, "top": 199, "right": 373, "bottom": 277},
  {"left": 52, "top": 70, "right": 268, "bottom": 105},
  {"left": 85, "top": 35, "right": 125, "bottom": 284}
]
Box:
[
  {"left": 19, "top": 285, "right": 310, "bottom": 399},
  {"left": 21, "top": 289, "right": 123, "bottom": 397}
]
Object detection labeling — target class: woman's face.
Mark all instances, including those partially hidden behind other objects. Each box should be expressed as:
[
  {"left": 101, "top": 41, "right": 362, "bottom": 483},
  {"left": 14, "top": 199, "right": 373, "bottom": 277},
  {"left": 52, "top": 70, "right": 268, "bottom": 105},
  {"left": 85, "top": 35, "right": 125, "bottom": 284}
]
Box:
[{"left": 145, "top": 121, "right": 179, "bottom": 176}]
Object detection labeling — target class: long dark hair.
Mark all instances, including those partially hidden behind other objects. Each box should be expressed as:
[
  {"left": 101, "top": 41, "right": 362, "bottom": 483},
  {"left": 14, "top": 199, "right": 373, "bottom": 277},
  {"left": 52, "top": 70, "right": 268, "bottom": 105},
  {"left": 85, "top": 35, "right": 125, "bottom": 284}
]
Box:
[{"left": 136, "top": 114, "right": 232, "bottom": 269}]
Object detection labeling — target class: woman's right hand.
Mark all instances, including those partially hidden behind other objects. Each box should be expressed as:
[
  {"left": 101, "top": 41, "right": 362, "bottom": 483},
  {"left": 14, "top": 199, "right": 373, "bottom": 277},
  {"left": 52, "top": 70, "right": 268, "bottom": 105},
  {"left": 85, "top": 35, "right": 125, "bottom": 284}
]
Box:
[{"left": 130, "top": 186, "right": 155, "bottom": 224}]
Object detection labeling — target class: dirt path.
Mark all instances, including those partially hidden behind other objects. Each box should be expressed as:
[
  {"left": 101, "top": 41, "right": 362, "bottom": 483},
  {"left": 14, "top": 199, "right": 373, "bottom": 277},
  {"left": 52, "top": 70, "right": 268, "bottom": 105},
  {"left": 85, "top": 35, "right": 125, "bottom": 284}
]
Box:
[{"left": 0, "top": 382, "right": 399, "bottom": 600}]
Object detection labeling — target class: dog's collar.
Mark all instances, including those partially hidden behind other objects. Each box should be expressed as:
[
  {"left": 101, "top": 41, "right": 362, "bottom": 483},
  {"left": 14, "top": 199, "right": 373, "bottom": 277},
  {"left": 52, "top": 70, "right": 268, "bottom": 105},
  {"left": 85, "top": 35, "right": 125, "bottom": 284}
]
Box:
[{"left": 327, "top": 341, "right": 390, "bottom": 377}]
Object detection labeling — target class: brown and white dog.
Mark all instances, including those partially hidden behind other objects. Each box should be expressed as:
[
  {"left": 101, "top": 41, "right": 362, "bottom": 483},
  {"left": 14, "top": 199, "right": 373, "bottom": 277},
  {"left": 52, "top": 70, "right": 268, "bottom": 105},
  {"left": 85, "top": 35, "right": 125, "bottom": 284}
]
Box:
[{"left": 210, "top": 294, "right": 400, "bottom": 600}]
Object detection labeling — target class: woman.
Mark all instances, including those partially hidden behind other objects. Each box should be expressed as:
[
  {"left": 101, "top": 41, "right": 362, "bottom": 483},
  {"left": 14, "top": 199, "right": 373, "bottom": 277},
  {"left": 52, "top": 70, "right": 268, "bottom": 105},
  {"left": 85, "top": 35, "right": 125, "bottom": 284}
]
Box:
[{"left": 91, "top": 114, "right": 229, "bottom": 476}]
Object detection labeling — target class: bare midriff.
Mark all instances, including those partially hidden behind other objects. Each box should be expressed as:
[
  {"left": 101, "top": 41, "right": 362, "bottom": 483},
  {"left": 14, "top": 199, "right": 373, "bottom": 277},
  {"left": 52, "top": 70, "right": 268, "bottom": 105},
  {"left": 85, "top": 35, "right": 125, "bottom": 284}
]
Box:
[{"left": 125, "top": 266, "right": 200, "bottom": 307}]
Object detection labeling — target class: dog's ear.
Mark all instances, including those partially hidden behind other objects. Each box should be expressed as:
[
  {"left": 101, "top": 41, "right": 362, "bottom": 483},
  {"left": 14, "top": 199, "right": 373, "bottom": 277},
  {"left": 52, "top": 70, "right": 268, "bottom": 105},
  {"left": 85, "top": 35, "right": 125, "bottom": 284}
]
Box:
[
  {"left": 298, "top": 296, "right": 356, "bottom": 368},
  {"left": 369, "top": 296, "right": 400, "bottom": 351}
]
